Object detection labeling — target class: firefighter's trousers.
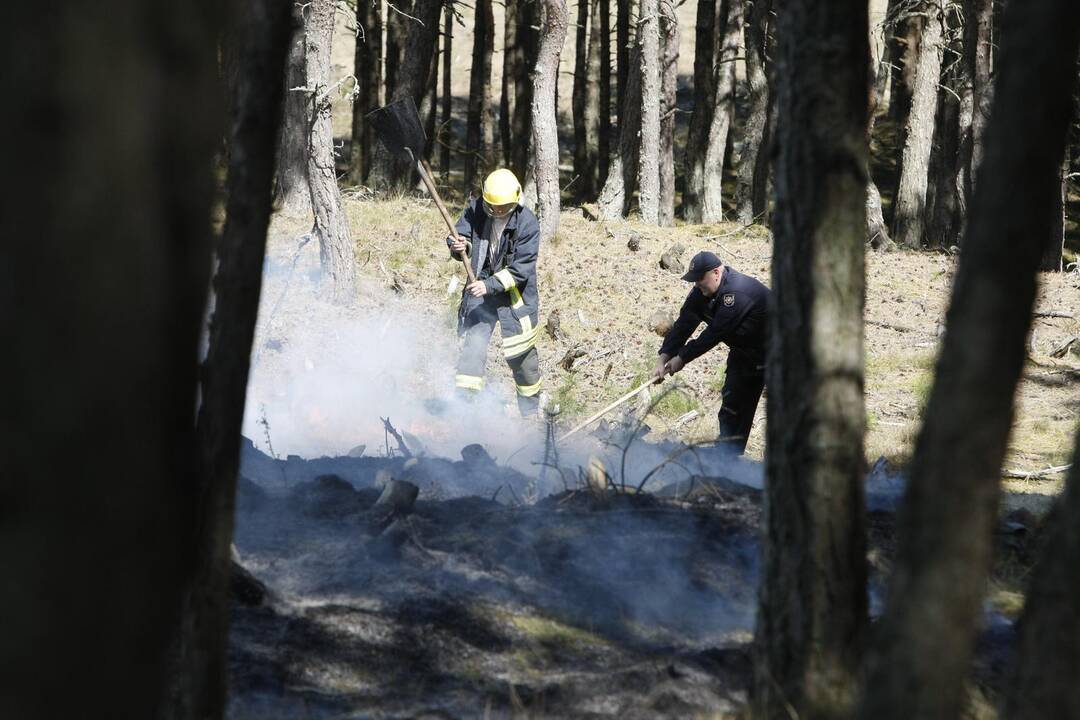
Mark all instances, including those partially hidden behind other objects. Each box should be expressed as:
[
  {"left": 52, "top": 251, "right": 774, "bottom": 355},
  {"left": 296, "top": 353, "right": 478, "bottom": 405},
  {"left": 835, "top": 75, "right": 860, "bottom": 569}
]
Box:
[{"left": 455, "top": 297, "right": 542, "bottom": 415}]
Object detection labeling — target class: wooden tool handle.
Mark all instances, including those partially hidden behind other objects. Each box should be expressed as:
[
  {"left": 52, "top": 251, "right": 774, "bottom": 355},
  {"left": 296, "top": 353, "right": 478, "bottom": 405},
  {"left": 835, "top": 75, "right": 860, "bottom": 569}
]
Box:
[
  {"left": 557, "top": 378, "right": 657, "bottom": 442},
  {"left": 415, "top": 159, "right": 476, "bottom": 284}
]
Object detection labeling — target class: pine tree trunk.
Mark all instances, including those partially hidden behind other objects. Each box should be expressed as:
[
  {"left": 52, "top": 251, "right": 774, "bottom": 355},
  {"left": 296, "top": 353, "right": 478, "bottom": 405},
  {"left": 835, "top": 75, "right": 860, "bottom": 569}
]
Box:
[
  {"left": 755, "top": 0, "right": 870, "bottom": 714},
  {"left": 597, "top": 36, "right": 642, "bottom": 219},
  {"left": 598, "top": 0, "right": 612, "bottom": 186},
  {"left": 532, "top": 0, "right": 569, "bottom": 242},
  {"left": 510, "top": 1, "right": 539, "bottom": 181},
  {"left": 578, "top": 0, "right": 603, "bottom": 200},
  {"left": 465, "top": 0, "right": 495, "bottom": 190},
  {"left": 1003, "top": 429, "right": 1080, "bottom": 719},
  {"left": 683, "top": 0, "right": 716, "bottom": 222},
  {"left": 168, "top": 3, "right": 292, "bottom": 717},
  {"left": 857, "top": 2, "right": 1080, "bottom": 717},
  {"left": 892, "top": 0, "right": 945, "bottom": 249},
  {"left": 440, "top": 0, "right": 453, "bottom": 181},
  {"left": 734, "top": 0, "right": 772, "bottom": 224},
  {"left": 384, "top": 4, "right": 405, "bottom": 102},
  {"left": 928, "top": 14, "right": 962, "bottom": 250},
  {"left": 966, "top": 0, "right": 993, "bottom": 194},
  {"left": 572, "top": 0, "right": 593, "bottom": 199},
  {"left": 500, "top": 0, "right": 519, "bottom": 169},
  {"left": 422, "top": 38, "right": 439, "bottom": 162},
  {"left": 889, "top": 10, "right": 920, "bottom": 125},
  {"left": 276, "top": 3, "right": 313, "bottom": 216},
  {"left": 867, "top": 76, "right": 895, "bottom": 251},
  {"left": 306, "top": 0, "right": 357, "bottom": 303},
  {"left": 1040, "top": 150, "right": 1068, "bottom": 271},
  {"left": 350, "top": 0, "right": 382, "bottom": 185},
  {"left": 658, "top": 0, "right": 678, "bottom": 226},
  {"left": 702, "top": 0, "right": 743, "bottom": 224},
  {"left": 368, "top": 0, "right": 442, "bottom": 191},
  {"left": 637, "top": 0, "right": 661, "bottom": 224},
  {"left": 1, "top": 1, "right": 220, "bottom": 716},
  {"left": 617, "top": 0, "right": 631, "bottom": 131}
]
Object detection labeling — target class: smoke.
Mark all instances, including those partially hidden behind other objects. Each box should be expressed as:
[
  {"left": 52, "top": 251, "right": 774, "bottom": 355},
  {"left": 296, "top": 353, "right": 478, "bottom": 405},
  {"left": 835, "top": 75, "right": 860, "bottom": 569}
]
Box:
[{"left": 241, "top": 236, "right": 546, "bottom": 469}]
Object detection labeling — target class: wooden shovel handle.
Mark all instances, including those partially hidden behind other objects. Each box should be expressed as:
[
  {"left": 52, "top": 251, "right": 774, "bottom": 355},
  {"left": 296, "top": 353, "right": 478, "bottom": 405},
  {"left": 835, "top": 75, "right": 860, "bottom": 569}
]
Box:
[{"left": 415, "top": 158, "right": 477, "bottom": 284}]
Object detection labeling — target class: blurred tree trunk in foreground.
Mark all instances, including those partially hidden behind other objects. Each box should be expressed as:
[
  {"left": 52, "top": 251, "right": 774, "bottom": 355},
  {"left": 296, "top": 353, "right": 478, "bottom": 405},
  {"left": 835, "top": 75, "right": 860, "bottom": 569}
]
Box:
[
  {"left": 165, "top": 2, "right": 292, "bottom": 718},
  {"left": 532, "top": 0, "right": 568, "bottom": 241},
  {"left": 1004, "top": 431, "right": 1080, "bottom": 719},
  {"left": 754, "top": 0, "right": 870, "bottom": 715},
  {"left": 0, "top": 1, "right": 220, "bottom": 718},
  {"left": 858, "top": 1, "right": 1080, "bottom": 717}
]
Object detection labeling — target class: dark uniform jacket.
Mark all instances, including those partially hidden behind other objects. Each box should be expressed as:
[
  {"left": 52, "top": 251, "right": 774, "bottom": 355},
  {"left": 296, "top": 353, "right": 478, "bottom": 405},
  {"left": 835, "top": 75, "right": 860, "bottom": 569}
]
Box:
[
  {"left": 448, "top": 198, "right": 541, "bottom": 358},
  {"left": 659, "top": 266, "right": 770, "bottom": 366}
]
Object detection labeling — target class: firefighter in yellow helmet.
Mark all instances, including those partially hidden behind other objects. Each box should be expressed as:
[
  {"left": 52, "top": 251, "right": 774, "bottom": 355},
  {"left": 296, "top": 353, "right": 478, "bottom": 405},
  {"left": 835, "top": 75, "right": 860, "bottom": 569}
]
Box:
[{"left": 447, "top": 169, "right": 544, "bottom": 415}]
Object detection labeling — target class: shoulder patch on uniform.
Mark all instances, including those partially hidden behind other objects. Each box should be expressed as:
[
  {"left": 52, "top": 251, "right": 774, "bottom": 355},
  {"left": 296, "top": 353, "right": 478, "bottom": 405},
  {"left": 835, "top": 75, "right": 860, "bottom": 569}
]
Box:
[{"left": 722, "top": 293, "right": 735, "bottom": 306}]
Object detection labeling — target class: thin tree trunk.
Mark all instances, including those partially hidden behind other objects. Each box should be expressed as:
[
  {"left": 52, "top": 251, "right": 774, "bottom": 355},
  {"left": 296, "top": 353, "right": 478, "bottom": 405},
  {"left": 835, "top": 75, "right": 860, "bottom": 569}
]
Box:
[
  {"left": 1, "top": 0, "right": 220, "bottom": 717},
  {"left": 368, "top": 0, "right": 442, "bottom": 191},
  {"left": 351, "top": 0, "right": 382, "bottom": 185},
  {"left": 384, "top": 2, "right": 405, "bottom": 101},
  {"left": 658, "top": 0, "right": 678, "bottom": 227},
  {"left": 422, "top": 36, "right": 438, "bottom": 162},
  {"left": 169, "top": 3, "right": 292, "bottom": 717},
  {"left": 857, "top": 2, "right": 1080, "bottom": 717},
  {"left": 867, "top": 74, "right": 895, "bottom": 251},
  {"left": 617, "top": 0, "right": 631, "bottom": 131},
  {"left": 500, "top": 0, "right": 517, "bottom": 168},
  {"left": 578, "top": 0, "right": 603, "bottom": 200},
  {"left": 276, "top": 3, "right": 313, "bottom": 216},
  {"left": 440, "top": 0, "right": 452, "bottom": 181},
  {"left": 754, "top": 0, "right": 870, "bottom": 714},
  {"left": 512, "top": 0, "right": 539, "bottom": 181},
  {"left": 573, "top": 0, "right": 592, "bottom": 199},
  {"left": 702, "top": 0, "right": 743, "bottom": 224},
  {"left": 306, "top": 0, "right": 357, "bottom": 303},
  {"left": 637, "top": 0, "right": 661, "bottom": 224},
  {"left": 1041, "top": 150, "right": 1068, "bottom": 271},
  {"left": 734, "top": 0, "right": 772, "bottom": 224},
  {"left": 597, "top": 36, "right": 642, "bottom": 219},
  {"left": 683, "top": 0, "right": 716, "bottom": 222},
  {"left": 1003, "top": 429, "right": 1080, "bottom": 719},
  {"left": 966, "top": 0, "right": 993, "bottom": 194},
  {"left": 928, "top": 10, "right": 962, "bottom": 249},
  {"left": 889, "top": 9, "right": 920, "bottom": 125},
  {"left": 465, "top": 0, "right": 494, "bottom": 190},
  {"left": 892, "top": 0, "right": 945, "bottom": 249},
  {"left": 598, "top": 0, "right": 612, "bottom": 187},
  {"left": 532, "top": 0, "right": 568, "bottom": 242}
]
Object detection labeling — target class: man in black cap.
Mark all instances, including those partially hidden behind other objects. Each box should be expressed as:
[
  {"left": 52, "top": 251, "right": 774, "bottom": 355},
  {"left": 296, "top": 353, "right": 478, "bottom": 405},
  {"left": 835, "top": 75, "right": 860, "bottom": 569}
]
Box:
[{"left": 653, "top": 251, "right": 771, "bottom": 454}]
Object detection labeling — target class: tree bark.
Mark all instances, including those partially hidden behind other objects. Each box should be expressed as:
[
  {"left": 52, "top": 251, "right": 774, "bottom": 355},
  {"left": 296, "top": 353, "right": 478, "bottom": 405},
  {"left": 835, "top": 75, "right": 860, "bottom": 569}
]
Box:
[
  {"left": 734, "top": 0, "right": 773, "bottom": 224},
  {"left": 892, "top": 0, "right": 945, "bottom": 249},
  {"left": 1003, "top": 429, "right": 1080, "bottom": 719},
  {"left": 927, "top": 9, "right": 962, "bottom": 249},
  {"left": 350, "top": 0, "right": 382, "bottom": 185},
  {"left": 658, "top": 0, "right": 678, "bottom": 227},
  {"left": 637, "top": 0, "right": 661, "bottom": 224},
  {"left": 857, "top": 2, "right": 1080, "bottom": 717},
  {"left": 617, "top": 0, "right": 631, "bottom": 131},
  {"left": 384, "top": 3, "right": 406, "bottom": 102},
  {"left": 367, "top": 0, "right": 442, "bottom": 191},
  {"left": 422, "top": 34, "right": 439, "bottom": 162},
  {"left": 465, "top": 0, "right": 495, "bottom": 190},
  {"left": 532, "top": 0, "right": 569, "bottom": 242},
  {"left": 305, "top": 0, "right": 357, "bottom": 303},
  {"left": 503, "top": 0, "right": 539, "bottom": 181},
  {"left": 440, "top": 0, "right": 452, "bottom": 181},
  {"left": 1, "top": 0, "right": 220, "bottom": 717},
  {"left": 597, "top": 36, "right": 642, "bottom": 219},
  {"left": 167, "top": 3, "right": 292, "bottom": 718},
  {"left": 572, "top": 0, "right": 596, "bottom": 200},
  {"left": 683, "top": 0, "right": 716, "bottom": 222},
  {"left": 867, "top": 53, "right": 895, "bottom": 250},
  {"left": 598, "top": 0, "right": 612, "bottom": 187},
  {"left": 754, "top": 0, "right": 870, "bottom": 715},
  {"left": 889, "top": 9, "right": 920, "bottom": 125},
  {"left": 965, "top": 0, "right": 993, "bottom": 195},
  {"left": 1040, "top": 150, "right": 1068, "bottom": 272},
  {"left": 702, "top": 0, "right": 743, "bottom": 224},
  {"left": 276, "top": 3, "right": 313, "bottom": 215}
]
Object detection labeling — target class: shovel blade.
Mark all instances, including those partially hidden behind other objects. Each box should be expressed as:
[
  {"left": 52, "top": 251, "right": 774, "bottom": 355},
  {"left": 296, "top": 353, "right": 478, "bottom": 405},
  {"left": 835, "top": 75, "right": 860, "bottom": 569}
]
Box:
[{"left": 366, "top": 97, "right": 427, "bottom": 162}]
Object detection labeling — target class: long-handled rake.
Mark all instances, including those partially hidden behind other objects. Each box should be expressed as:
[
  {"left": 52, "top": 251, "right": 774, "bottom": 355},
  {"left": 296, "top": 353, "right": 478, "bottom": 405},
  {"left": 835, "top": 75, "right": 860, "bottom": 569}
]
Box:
[{"left": 366, "top": 97, "right": 477, "bottom": 283}]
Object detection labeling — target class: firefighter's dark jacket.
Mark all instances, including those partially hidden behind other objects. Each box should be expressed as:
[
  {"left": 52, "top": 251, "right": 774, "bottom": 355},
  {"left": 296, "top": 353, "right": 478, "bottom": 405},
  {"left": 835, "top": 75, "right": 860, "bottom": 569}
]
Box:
[
  {"left": 447, "top": 199, "right": 541, "bottom": 321},
  {"left": 659, "top": 266, "right": 770, "bottom": 365}
]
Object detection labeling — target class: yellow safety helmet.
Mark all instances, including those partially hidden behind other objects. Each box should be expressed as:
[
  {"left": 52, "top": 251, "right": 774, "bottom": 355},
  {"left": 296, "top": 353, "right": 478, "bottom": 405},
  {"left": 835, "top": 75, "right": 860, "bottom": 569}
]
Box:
[{"left": 482, "top": 168, "right": 522, "bottom": 218}]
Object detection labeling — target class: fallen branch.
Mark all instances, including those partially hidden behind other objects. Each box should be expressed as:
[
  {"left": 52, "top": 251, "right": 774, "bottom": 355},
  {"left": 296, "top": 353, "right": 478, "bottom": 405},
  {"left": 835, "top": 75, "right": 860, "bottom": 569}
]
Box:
[
  {"left": 1002, "top": 464, "right": 1072, "bottom": 480},
  {"left": 867, "top": 318, "right": 918, "bottom": 333},
  {"left": 1034, "top": 310, "right": 1075, "bottom": 319},
  {"left": 1049, "top": 336, "right": 1077, "bottom": 358},
  {"left": 380, "top": 417, "right": 412, "bottom": 458}
]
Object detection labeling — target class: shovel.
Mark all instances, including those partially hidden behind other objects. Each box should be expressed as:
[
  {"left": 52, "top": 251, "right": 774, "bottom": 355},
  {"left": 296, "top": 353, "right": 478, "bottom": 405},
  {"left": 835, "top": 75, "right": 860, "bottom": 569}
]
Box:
[{"left": 366, "top": 97, "right": 477, "bottom": 284}]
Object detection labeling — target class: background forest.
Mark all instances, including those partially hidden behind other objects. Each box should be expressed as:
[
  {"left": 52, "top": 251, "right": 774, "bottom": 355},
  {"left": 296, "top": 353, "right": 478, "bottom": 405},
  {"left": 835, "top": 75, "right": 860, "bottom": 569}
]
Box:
[{"left": 5, "top": 1, "right": 1080, "bottom": 720}]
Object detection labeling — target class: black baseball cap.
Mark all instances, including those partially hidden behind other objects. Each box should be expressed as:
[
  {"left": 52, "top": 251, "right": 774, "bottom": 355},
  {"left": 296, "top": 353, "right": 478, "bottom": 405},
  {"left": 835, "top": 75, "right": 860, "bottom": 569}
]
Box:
[{"left": 681, "top": 251, "right": 723, "bottom": 282}]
